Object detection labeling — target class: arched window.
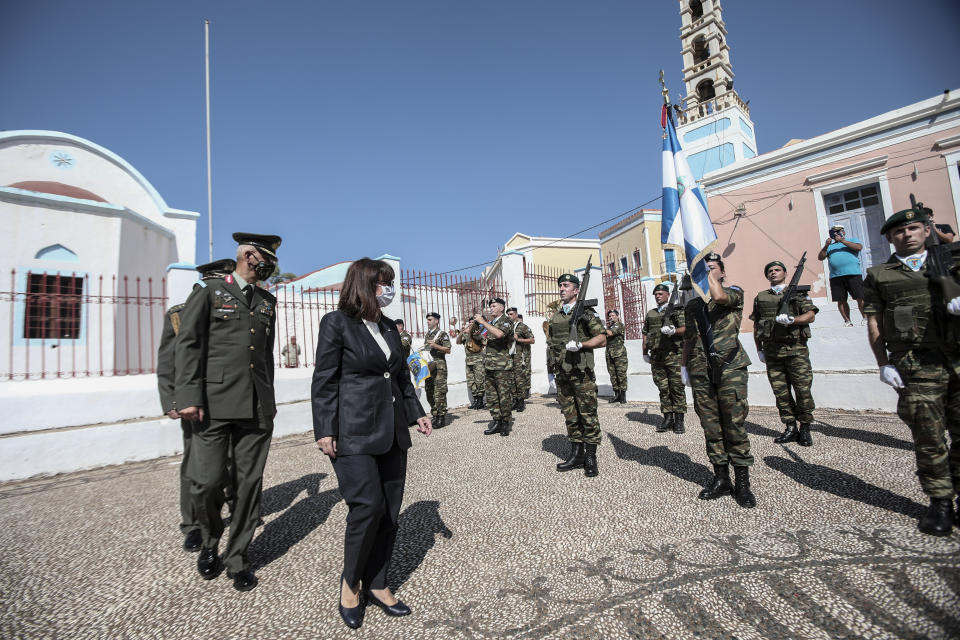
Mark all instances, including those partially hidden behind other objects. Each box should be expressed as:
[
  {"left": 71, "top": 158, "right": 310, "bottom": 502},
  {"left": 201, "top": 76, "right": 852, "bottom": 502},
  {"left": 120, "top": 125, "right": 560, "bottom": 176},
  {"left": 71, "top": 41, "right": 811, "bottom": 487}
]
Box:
[
  {"left": 690, "top": 1, "right": 703, "bottom": 19},
  {"left": 35, "top": 244, "right": 79, "bottom": 262},
  {"left": 693, "top": 36, "right": 709, "bottom": 64},
  {"left": 697, "top": 79, "right": 716, "bottom": 102}
]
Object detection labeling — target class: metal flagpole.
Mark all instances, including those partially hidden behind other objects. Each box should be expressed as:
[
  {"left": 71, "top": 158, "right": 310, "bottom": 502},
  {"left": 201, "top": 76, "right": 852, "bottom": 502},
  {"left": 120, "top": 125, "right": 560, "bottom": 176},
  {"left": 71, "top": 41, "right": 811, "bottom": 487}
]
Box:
[{"left": 204, "top": 19, "right": 213, "bottom": 262}]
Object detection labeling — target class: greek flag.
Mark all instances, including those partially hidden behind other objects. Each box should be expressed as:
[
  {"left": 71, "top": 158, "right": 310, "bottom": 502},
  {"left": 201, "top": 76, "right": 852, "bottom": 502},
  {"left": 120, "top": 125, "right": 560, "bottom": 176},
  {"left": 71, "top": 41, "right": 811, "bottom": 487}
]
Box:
[{"left": 661, "top": 110, "right": 718, "bottom": 299}]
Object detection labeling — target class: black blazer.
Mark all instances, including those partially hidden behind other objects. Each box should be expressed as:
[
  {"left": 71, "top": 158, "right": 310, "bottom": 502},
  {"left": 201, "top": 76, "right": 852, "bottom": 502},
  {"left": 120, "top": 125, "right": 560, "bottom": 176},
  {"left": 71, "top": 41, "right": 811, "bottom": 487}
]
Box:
[{"left": 311, "top": 311, "right": 424, "bottom": 455}]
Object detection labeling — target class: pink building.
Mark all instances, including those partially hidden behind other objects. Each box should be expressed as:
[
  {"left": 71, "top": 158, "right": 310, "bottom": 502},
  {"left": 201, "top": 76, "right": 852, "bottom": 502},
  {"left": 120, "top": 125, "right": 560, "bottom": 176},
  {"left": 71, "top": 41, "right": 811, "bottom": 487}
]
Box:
[{"left": 699, "top": 90, "right": 960, "bottom": 317}]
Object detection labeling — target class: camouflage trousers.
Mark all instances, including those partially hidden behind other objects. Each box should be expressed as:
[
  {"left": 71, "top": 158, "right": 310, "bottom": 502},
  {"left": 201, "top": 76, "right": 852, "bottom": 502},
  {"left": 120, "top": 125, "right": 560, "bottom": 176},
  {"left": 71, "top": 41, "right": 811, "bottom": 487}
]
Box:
[
  {"left": 651, "top": 355, "right": 686, "bottom": 414},
  {"left": 691, "top": 366, "right": 753, "bottom": 467},
  {"left": 465, "top": 359, "right": 485, "bottom": 401},
  {"left": 485, "top": 366, "right": 514, "bottom": 421},
  {"left": 512, "top": 352, "right": 531, "bottom": 397},
  {"left": 556, "top": 370, "right": 601, "bottom": 445},
  {"left": 425, "top": 361, "right": 448, "bottom": 416},
  {"left": 606, "top": 351, "right": 628, "bottom": 391},
  {"left": 891, "top": 349, "right": 960, "bottom": 499},
  {"left": 764, "top": 347, "right": 815, "bottom": 425}
]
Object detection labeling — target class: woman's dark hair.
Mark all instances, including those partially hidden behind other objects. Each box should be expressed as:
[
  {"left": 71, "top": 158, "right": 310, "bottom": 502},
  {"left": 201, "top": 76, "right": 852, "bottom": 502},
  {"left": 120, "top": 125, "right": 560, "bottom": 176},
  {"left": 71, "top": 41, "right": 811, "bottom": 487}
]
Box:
[{"left": 339, "top": 258, "right": 395, "bottom": 322}]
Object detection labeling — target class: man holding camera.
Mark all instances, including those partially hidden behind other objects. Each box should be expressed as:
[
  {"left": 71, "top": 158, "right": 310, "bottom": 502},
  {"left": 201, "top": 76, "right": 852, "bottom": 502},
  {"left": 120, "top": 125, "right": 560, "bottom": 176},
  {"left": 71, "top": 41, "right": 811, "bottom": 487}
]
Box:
[{"left": 817, "top": 224, "right": 865, "bottom": 326}]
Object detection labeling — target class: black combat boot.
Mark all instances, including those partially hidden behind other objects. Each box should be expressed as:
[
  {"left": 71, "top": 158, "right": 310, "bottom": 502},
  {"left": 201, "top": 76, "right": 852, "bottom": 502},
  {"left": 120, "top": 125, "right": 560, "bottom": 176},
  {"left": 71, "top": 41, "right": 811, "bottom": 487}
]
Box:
[
  {"left": 797, "top": 423, "right": 813, "bottom": 447},
  {"left": 618, "top": 390, "right": 627, "bottom": 404},
  {"left": 656, "top": 413, "right": 674, "bottom": 433},
  {"left": 608, "top": 392, "right": 618, "bottom": 403},
  {"left": 698, "top": 464, "right": 733, "bottom": 500},
  {"left": 672, "top": 413, "right": 685, "bottom": 434},
  {"left": 435, "top": 414, "right": 446, "bottom": 429},
  {"left": 918, "top": 497, "right": 954, "bottom": 537},
  {"left": 556, "top": 442, "right": 585, "bottom": 472},
  {"left": 470, "top": 397, "right": 480, "bottom": 410},
  {"left": 479, "top": 397, "right": 486, "bottom": 410},
  {"left": 483, "top": 420, "right": 502, "bottom": 435},
  {"left": 583, "top": 444, "right": 599, "bottom": 477},
  {"left": 732, "top": 466, "right": 756, "bottom": 508},
  {"left": 774, "top": 423, "right": 799, "bottom": 444},
  {"left": 500, "top": 419, "right": 512, "bottom": 436},
  {"left": 515, "top": 398, "right": 525, "bottom": 412}
]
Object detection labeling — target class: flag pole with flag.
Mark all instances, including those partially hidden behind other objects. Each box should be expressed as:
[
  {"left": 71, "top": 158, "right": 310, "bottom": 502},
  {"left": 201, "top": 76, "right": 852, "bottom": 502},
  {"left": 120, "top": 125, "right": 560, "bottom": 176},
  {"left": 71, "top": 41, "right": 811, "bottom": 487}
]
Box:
[{"left": 659, "top": 71, "right": 719, "bottom": 301}]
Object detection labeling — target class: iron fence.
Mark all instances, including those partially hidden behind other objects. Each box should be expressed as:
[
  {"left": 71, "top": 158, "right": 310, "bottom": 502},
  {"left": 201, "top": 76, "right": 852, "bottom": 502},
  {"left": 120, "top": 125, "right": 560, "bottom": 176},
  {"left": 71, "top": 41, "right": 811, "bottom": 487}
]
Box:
[
  {"left": 400, "top": 269, "right": 508, "bottom": 338},
  {"left": 602, "top": 270, "right": 648, "bottom": 340},
  {"left": 268, "top": 284, "right": 340, "bottom": 369},
  {"left": 523, "top": 262, "right": 573, "bottom": 317}
]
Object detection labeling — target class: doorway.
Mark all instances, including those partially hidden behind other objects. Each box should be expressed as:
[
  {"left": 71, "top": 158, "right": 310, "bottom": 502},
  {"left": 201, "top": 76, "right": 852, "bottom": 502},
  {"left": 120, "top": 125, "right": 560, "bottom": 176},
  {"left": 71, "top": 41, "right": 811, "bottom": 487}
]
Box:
[{"left": 823, "top": 183, "right": 890, "bottom": 275}]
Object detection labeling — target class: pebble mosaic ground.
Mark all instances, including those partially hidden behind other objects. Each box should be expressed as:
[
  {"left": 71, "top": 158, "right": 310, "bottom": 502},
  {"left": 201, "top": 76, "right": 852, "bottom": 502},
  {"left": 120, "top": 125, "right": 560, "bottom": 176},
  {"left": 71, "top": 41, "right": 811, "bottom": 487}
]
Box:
[{"left": 2, "top": 397, "right": 958, "bottom": 639}]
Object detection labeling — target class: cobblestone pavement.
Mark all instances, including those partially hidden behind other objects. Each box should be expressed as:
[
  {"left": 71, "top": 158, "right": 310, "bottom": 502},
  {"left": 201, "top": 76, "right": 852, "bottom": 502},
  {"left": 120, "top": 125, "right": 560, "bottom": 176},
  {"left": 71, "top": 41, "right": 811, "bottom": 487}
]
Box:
[{"left": 2, "top": 397, "right": 959, "bottom": 639}]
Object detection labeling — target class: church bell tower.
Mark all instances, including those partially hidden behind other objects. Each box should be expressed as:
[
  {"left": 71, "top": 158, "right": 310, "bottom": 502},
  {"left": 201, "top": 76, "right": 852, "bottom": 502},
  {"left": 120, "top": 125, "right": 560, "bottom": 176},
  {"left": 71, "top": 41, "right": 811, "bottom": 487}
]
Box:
[{"left": 676, "top": 0, "right": 757, "bottom": 180}]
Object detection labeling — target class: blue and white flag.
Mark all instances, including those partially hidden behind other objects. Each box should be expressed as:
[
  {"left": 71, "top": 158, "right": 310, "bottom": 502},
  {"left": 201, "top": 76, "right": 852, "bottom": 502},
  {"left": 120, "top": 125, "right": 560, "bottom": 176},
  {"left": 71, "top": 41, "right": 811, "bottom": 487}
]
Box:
[
  {"left": 661, "top": 109, "right": 718, "bottom": 300},
  {"left": 407, "top": 352, "right": 431, "bottom": 388}
]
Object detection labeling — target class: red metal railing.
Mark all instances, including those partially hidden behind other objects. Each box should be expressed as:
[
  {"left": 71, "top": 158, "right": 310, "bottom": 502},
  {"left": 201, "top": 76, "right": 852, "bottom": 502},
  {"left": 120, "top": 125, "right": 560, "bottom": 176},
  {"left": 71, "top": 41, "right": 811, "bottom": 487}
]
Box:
[
  {"left": 2, "top": 269, "right": 167, "bottom": 380},
  {"left": 602, "top": 269, "right": 647, "bottom": 340},
  {"left": 523, "top": 262, "right": 573, "bottom": 317},
  {"left": 399, "top": 269, "right": 508, "bottom": 338}
]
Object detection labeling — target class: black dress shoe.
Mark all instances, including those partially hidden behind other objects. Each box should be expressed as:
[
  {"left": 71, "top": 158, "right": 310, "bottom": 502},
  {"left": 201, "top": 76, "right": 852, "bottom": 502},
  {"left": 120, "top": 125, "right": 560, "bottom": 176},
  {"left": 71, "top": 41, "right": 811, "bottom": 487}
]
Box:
[
  {"left": 365, "top": 590, "right": 412, "bottom": 617},
  {"left": 227, "top": 569, "right": 258, "bottom": 592},
  {"left": 197, "top": 547, "right": 222, "bottom": 580},
  {"left": 183, "top": 529, "right": 203, "bottom": 553},
  {"left": 339, "top": 577, "right": 364, "bottom": 629},
  {"left": 483, "top": 420, "right": 502, "bottom": 435}
]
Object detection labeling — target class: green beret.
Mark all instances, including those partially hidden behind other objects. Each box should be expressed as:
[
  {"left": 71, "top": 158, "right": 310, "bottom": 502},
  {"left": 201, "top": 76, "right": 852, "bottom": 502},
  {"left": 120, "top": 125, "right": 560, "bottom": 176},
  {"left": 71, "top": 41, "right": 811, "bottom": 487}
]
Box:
[
  {"left": 764, "top": 261, "right": 786, "bottom": 275},
  {"left": 705, "top": 252, "right": 722, "bottom": 262},
  {"left": 557, "top": 273, "right": 580, "bottom": 286},
  {"left": 653, "top": 283, "right": 670, "bottom": 293},
  {"left": 880, "top": 205, "right": 930, "bottom": 235}
]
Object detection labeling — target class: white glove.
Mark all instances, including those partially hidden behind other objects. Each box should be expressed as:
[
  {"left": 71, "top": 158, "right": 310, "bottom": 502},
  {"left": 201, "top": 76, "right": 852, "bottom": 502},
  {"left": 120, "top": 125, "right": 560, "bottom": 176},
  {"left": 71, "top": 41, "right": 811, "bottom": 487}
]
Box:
[
  {"left": 660, "top": 325, "right": 677, "bottom": 336},
  {"left": 757, "top": 351, "right": 766, "bottom": 364},
  {"left": 948, "top": 296, "right": 960, "bottom": 316},
  {"left": 565, "top": 340, "right": 581, "bottom": 352},
  {"left": 681, "top": 366, "right": 690, "bottom": 387},
  {"left": 879, "top": 364, "right": 904, "bottom": 390},
  {"left": 642, "top": 354, "right": 652, "bottom": 364},
  {"left": 775, "top": 313, "right": 795, "bottom": 325}
]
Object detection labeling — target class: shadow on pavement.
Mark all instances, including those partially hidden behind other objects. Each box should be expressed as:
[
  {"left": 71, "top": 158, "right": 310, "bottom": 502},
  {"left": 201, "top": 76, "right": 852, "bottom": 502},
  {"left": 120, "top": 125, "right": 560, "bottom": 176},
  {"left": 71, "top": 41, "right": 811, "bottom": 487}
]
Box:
[
  {"left": 388, "top": 500, "right": 453, "bottom": 592},
  {"left": 815, "top": 419, "right": 913, "bottom": 451},
  {"left": 260, "top": 472, "right": 327, "bottom": 518},
  {"left": 608, "top": 433, "right": 713, "bottom": 489},
  {"left": 250, "top": 476, "right": 342, "bottom": 570},
  {"left": 764, "top": 450, "right": 925, "bottom": 520},
  {"left": 542, "top": 434, "right": 568, "bottom": 460},
  {"left": 626, "top": 410, "right": 665, "bottom": 428},
  {"left": 745, "top": 421, "right": 781, "bottom": 438}
]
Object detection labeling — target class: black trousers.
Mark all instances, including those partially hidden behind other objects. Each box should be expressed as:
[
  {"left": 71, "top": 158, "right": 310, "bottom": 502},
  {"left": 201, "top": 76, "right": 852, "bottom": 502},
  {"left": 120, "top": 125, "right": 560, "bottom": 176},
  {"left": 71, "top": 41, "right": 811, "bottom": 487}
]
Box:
[
  {"left": 332, "top": 442, "right": 407, "bottom": 590},
  {"left": 188, "top": 404, "right": 273, "bottom": 573}
]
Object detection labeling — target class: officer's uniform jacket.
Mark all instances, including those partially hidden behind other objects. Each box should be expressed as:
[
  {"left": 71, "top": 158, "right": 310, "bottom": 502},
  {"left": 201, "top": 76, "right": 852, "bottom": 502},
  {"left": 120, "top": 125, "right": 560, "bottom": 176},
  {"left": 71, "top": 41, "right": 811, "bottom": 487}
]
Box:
[
  {"left": 749, "top": 290, "right": 819, "bottom": 357},
  {"left": 683, "top": 287, "right": 751, "bottom": 374},
  {"left": 175, "top": 274, "right": 277, "bottom": 420},
  {"left": 157, "top": 304, "right": 185, "bottom": 413},
  {"left": 548, "top": 305, "right": 605, "bottom": 375}
]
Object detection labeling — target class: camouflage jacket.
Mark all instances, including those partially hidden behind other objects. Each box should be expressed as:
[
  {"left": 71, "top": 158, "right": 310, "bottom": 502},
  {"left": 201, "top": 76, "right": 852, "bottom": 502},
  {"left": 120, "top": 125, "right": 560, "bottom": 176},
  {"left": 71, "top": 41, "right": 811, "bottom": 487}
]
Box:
[
  {"left": 605, "top": 321, "right": 627, "bottom": 358},
  {"left": 424, "top": 327, "right": 451, "bottom": 361},
  {"left": 683, "top": 286, "right": 751, "bottom": 374},
  {"left": 457, "top": 322, "right": 486, "bottom": 365},
  {"left": 642, "top": 308, "right": 684, "bottom": 357},
  {"left": 514, "top": 321, "right": 534, "bottom": 356},
  {"left": 749, "top": 289, "right": 818, "bottom": 357},
  {"left": 548, "top": 305, "right": 605, "bottom": 375},
  {"left": 483, "top": 314, "right": 515, "bottom": 370}
]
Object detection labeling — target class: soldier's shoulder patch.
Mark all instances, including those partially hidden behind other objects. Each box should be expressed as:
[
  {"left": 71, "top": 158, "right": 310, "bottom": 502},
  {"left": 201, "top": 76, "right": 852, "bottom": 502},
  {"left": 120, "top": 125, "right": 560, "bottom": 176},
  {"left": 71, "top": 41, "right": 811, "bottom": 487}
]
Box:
[
  {"left": 194, "top": 280, "right": 208, "bottom": 288},
  {"left": 167, "top": 303, "right": 186, "bottom": 314},
  {"left": 224, "top": 274, "right": 234, "bottom": 284}
]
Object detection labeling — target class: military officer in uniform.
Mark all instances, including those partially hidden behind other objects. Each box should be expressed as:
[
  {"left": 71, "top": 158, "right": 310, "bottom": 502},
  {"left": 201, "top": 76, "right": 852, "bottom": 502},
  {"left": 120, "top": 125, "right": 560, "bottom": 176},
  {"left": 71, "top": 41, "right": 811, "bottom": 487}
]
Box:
[
  {"left": 176, "top": 232, "right": 281, "bottom": 591},
  {"left": 549, "top": 274, "right": 607, "bottom": 477},
  {"left": 475, "top": 298, "right": 514, "bottom": 435},
  {"left": 682, "top": 254, "right": 756, "bottom": 508},
  {"left": 750, "top": 260, "right": 819, "bottom": 446},
  {"left": 157, "top": 258, "right": 235, "bottom": 553},
  {"left": 457, "top": 314, "right": 487, "bottom": 409},
  {"left": 604, "top": 309, "right": 628, "bottom": 404},
  {"left": 422, "top": 312, "right": 451, "bottom": 427},
  {"left": 507, "top": 307, "right": 534, "bottom": 412},
  {"left": 642, "top": 284, "right": 687, "bottom": 433},
  {"left": 395, "top": 319, "right": 412, "bottom": 364},
  {"left": 864, "top": 205, "right": 960, "bottom": 536}
]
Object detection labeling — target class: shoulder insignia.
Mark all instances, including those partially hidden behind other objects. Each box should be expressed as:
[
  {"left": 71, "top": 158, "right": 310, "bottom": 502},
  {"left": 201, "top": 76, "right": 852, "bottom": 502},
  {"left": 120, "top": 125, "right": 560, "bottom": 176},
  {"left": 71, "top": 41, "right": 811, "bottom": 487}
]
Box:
[
  {"left": 195, "top": 280, "right": 207, "bottom": 288},
  {"left": 171, "top": 312, "right": 182, "bottom": 336},
  {"left": 167, "top": 303, "right": 186, "bottom": 315},
  {"left": 224, "top": 274, "right": 234, "bottom": 284}
]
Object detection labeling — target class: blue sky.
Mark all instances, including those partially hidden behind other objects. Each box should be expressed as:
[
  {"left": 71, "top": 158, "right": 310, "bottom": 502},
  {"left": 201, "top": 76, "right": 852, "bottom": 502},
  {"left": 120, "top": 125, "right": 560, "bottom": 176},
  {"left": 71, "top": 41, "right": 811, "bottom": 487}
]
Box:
[{"left": 3, "top": 0, "right": 958, "bottom": 278}]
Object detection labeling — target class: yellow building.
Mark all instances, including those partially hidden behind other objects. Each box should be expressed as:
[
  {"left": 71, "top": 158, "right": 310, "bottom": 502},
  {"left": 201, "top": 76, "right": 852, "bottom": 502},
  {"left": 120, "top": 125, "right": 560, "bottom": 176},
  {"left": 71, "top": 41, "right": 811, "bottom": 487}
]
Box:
[
  {"left": 501, "top": 233, "right": 601, "bottom": 273},
  {"left": 598, "top": 209, "right": 685, "bottom": 280}
]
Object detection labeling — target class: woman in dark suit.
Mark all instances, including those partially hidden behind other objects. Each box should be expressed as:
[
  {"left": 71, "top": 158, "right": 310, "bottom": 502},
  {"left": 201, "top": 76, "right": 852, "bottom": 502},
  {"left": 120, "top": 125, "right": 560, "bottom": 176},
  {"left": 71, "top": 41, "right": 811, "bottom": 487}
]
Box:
[{"left": 312, "top": 258, "right": 432, "bottom": 629}]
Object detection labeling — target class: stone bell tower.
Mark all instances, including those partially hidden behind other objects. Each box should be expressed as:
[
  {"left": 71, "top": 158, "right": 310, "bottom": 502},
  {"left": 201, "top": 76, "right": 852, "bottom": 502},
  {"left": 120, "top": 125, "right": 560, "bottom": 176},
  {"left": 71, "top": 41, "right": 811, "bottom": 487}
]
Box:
[{"left": 676, "top": 0, "right": 758, "bottom": 180}]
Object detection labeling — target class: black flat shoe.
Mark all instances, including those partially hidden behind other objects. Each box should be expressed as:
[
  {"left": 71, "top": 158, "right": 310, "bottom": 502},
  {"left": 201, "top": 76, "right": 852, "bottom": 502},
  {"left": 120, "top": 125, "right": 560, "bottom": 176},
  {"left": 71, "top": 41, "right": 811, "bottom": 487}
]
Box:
[
  {"left": 182, "top": 529, "right": 203, "bottom": 553},
  {"left": 339, "top": 578, "right": 364, "bottom": 629},
  {"left": 365, "top": 590, "right": 411, "bottom": 617},
  {"left": 197, "top": 547, "right": 222, "bottom": 580},
  {"left": 227, "top": 569, "right": 258, "bottom": 592}
]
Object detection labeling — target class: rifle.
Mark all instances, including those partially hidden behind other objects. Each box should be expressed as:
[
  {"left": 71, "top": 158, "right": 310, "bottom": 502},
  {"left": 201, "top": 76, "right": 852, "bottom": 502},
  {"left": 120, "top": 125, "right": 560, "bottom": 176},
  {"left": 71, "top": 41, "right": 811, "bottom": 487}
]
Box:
[
  {"left": 693, "top": 300, "right": 722, "bottom": 385},
  {"left": 662, "top": 282, "right": 681, "bottom": 329},
  {"left": 777, "top": 251, "right": 811, "bottom": 317},
  {"left": 569, "top": 255, "right": 598, "bottom": 344},
  {"left": 910, "top": 195, "right": 960, "bottom": 316}
]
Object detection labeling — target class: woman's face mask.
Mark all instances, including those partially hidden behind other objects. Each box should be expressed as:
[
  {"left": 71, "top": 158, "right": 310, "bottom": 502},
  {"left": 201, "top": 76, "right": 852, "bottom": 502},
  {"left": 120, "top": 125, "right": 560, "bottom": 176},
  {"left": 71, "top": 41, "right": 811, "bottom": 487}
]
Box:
[{"left": 376, "top": 284, "right": 395, "bottom": 308}]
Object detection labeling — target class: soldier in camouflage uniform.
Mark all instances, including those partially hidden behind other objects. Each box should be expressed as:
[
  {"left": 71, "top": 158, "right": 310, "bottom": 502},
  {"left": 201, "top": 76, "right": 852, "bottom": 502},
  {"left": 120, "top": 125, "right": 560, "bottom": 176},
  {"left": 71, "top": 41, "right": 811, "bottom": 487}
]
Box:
[
  {"left": 457, "top": 316, "right": 487, "bottom": 409},
  {"left": 682, "top": 254, "right": 756, "bottom": 508},
  {"left": 507, "top": 307, "right": 535, "bottom": 412},
  {"left": 423, "top": 312, "right": 452, "bottom": 427},
  {"left": 642, "top": 284, "right": 687, "bottom": 433},
  {"left": 157, "top": 258, "right": 236, "bottom": 553},
  {"left": 476, "top": 298, "right": 515, "bottom": 435},
  {"left": 750, "top": 260, "right": 819, "bottom": 446},
  {"left": 550, "top": 273, "right": 607, "bottom": 477},
  {"left": 864, "top": 205, "right": 960, "bottom": 536},
  {"left": 395, "top": 319, "right": 412, "bottom": 364},
  {"left": 604, "top": 310, "right": 628, "bottom": 404}
]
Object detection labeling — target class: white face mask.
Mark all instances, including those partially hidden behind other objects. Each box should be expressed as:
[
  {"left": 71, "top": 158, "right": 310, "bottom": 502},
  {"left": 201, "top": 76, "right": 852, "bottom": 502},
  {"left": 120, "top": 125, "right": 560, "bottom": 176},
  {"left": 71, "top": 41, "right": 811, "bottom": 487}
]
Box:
[{"left": 376, "top": 285, "right": 395, "bottom": 308}]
